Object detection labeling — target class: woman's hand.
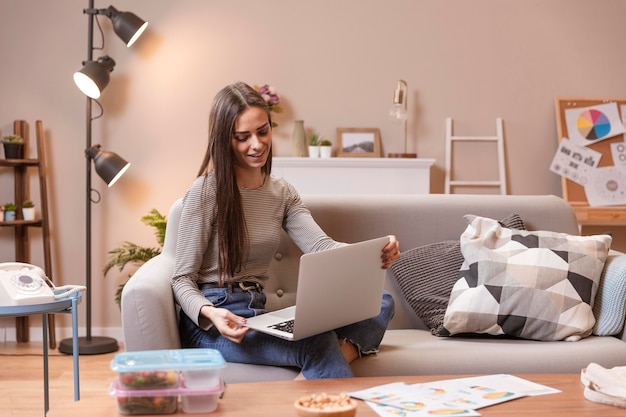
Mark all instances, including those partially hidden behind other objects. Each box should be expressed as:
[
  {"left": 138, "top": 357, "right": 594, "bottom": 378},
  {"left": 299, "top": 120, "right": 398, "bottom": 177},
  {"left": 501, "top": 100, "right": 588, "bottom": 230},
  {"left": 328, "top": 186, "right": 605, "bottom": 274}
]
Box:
[
  {"left": 201, "top": 305, "right": 250, "bottom": 343},
  {"left": 382, "top": 235, "right": 401, "bottom": 269}
]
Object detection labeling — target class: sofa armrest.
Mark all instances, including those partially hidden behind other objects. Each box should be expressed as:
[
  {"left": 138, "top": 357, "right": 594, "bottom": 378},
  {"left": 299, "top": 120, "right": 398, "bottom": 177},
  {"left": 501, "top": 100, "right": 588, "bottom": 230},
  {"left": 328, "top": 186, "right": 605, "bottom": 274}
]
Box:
[
  {"left": 593, "top": 250, "right": 626, "bottom": 340},
  {"left": 121, "top": 254, "right": 180, "bottom": 351}
]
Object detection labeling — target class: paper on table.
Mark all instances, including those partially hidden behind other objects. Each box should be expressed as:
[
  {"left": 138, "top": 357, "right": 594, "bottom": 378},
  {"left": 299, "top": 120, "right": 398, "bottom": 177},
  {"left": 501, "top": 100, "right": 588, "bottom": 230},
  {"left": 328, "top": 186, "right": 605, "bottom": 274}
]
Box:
[
  {"left": 351, "top": 374, "right": 560, "bottom": 417},
  {"left": 365, "top": 399, "right": 480, "bottom": 417}
]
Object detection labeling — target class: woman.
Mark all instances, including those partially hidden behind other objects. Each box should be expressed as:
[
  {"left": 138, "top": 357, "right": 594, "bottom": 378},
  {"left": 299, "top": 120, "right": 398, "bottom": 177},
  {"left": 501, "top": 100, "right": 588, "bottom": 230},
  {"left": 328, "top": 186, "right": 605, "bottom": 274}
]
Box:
[{"left": 172, "top": 82, "right": 400, "bottom": 379}]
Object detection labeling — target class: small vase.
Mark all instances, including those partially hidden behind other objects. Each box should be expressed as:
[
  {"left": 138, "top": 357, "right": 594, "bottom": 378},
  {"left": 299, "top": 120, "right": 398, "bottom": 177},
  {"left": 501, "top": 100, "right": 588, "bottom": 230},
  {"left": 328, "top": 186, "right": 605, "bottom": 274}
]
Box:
[
  {"left": 292, "top": 120, "right": 307, "bottom": 157},
  {"left": 5, "top": 210, "right": 16, "bottom": 221}
]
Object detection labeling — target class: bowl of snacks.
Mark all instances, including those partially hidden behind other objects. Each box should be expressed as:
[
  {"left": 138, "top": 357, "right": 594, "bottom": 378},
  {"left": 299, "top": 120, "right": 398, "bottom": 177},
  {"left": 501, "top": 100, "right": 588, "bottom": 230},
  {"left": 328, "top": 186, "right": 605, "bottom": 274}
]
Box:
[{"left": 294, "top": 393, "right": 358, "bottom": 417}]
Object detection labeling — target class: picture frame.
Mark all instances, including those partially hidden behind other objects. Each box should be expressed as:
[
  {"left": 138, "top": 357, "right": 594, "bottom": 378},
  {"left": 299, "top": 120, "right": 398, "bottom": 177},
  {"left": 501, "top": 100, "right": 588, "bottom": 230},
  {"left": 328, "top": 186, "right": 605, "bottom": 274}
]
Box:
[{"left": 336, "top": 128, "right": 382, "bottom": 157}]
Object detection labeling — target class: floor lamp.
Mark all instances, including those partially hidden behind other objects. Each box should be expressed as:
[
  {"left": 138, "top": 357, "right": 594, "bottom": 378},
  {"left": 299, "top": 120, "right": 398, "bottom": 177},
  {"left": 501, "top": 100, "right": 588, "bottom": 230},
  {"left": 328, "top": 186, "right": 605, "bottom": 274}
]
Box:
[{"left": 58, "top": 0, "right": 147, "bottom": 355}]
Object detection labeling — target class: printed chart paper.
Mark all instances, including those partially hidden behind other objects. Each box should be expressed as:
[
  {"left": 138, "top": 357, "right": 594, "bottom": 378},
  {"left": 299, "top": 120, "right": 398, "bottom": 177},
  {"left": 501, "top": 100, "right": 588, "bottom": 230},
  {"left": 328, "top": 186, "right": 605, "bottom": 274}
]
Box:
[
  {"left": 584, "top": 166, "right": 626, "bottom": 206},
  {"left": 610, "top": 141, "right": 626, "bottom": 166},
  {"left": 549, "top": 138, "right": 602, "bottom": 186},
  {"left": 565, "top": 102, "right": 625, "bottom": 147},
  {"left": 350, "top": 374, "right": 559, "bottom": 416}
]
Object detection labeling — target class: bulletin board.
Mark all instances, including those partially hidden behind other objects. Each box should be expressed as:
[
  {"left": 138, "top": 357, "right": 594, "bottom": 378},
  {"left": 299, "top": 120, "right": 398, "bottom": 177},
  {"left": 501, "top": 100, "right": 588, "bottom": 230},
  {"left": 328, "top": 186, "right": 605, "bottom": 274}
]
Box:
[{"left": 554, "top": 97, "right": 626, "bottom": 224}]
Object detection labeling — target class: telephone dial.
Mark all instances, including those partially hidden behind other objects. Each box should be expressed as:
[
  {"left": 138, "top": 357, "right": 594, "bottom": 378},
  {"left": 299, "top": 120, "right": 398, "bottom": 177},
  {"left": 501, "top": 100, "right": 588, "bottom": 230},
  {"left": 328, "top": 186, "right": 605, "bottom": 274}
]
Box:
[{"left": 0, "top": 262, "right": 86, "bottom": 306}]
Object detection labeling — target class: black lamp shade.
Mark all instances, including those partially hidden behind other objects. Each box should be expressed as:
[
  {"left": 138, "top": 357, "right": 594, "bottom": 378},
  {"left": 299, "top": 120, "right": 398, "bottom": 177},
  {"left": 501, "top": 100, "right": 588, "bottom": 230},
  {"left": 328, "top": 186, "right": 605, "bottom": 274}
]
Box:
[
  {"left": 86, "top": 145, "right": 130, "bottom": 187},
  {"left": 107, "top": 6, "right": 148, "bottom": 47},
  {"left": 73, "top": 56, "right": 116, "bottom": 99}
]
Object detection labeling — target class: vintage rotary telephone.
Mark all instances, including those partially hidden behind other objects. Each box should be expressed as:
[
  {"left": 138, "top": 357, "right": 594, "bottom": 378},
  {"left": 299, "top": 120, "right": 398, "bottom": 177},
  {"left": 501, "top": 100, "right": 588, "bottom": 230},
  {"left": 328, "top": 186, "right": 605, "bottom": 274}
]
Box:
[{"left": 0, "top": 262, "right": 86, "bottom": 306}]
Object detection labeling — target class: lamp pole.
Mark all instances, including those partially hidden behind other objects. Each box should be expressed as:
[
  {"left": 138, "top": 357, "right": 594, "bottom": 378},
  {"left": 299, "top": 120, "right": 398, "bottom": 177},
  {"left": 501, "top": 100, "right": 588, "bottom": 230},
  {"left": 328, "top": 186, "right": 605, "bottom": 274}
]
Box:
[{"left": 59, "top": 0, "right": 119, "bottom": 354}]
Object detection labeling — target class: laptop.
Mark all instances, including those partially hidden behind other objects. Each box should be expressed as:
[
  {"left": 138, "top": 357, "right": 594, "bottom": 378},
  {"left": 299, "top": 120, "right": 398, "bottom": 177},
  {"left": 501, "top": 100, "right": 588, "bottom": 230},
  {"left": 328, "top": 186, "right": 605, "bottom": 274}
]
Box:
[{"left": 245, "top": 236, "right": 390, "bottom": 341}]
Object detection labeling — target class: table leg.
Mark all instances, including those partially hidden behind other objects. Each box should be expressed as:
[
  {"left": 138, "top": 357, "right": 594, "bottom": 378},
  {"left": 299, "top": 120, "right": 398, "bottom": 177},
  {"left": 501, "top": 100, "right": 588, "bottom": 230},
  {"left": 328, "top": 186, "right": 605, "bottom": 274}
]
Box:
[
  {"left": 71, "top": 297, "right": 80, "bottom": 401},
  {"left": 42, "top": 313, "right": 49, "bottom": 416},
  {"left": 48, "top": 313, "right": 57, "bottom": 349}
]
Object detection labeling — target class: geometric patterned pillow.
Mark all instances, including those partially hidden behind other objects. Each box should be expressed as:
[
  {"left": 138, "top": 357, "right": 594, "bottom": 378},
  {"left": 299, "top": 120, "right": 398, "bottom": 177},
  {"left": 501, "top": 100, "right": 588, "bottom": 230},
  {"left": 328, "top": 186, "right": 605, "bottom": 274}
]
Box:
[
  {"left": 390, "top": 213, "right": 526, "bottom": 335},
  {"left": 441, "top": 214, "right": 612, "bottom": 341}
]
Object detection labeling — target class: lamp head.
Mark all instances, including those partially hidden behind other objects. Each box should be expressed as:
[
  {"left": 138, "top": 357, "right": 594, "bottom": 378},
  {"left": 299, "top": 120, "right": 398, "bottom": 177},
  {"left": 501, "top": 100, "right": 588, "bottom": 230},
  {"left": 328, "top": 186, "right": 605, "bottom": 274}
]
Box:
[
  {"left": 389, "top": 80, "right": 408, "bottom": 123},
  {"left": 105, "top": 6, "right": 148, "bottom": 47},
  {"left": 86, "top": 144, "right": 130, "bottom": 187},
  {"left": 73, "top": 56, "right": 116, "bottom": 99}
]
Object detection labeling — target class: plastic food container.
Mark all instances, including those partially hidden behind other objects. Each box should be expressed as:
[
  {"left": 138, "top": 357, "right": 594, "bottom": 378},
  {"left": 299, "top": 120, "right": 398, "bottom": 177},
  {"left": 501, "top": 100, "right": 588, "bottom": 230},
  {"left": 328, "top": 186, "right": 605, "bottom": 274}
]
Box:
[
  {"left": 178, "top": 348, "right": 225, "bottom": 388},
  {"left": 111, "top": 350, "right": 181, "bottom": 390},
  {"left": 110, "top": 349, "right": 225, "bottom": 390},
  {"left": 110, "top": 378, "right": 223, "bottom": 415},
  {"left": 180, "top": 380, "right": 222, "bottom": 413},
  {"left": 110, "top": 379, "right": 179, "bottom": 415}
]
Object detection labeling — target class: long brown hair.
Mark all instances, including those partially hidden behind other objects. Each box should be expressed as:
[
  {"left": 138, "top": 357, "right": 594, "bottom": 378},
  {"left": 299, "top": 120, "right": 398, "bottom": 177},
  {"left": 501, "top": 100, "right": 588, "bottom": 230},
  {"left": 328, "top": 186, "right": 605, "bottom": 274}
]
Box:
[{"left": 197, "top": 82, "right": 273, "bottom": 284}]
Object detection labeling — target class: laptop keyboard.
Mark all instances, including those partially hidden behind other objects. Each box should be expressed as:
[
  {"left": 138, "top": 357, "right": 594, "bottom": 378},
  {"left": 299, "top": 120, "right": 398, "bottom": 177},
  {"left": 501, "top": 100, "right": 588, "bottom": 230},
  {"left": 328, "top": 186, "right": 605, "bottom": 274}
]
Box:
[{"left": 269, "top": 319, "right": 294, "bottom": 334}]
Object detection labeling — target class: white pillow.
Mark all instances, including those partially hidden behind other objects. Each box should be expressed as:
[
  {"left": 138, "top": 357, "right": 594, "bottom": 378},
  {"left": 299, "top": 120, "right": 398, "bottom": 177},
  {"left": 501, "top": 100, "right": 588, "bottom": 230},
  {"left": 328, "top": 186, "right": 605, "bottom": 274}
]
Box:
[{"left": 442, "top": 215, "right": 611, "bottom": 341}]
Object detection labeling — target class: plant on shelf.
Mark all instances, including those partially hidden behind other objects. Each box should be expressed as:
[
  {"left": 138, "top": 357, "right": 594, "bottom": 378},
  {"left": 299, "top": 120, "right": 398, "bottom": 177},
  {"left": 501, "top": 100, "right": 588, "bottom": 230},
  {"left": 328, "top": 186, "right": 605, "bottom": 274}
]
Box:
[
  {"left": 4, "top": 202, "right": 17, "bottom": 221},
  {"left": 1, "top": 134, "right": 25, "bottom": 159},
  {"left": 319, "top": 139, "right": 332, "bottom": 158},
  {"left": 22, "top": 199, "right": 35, "bottom": 221},
  {"left": 1, "top": 135, "right": 24, "bottom": 144},
  {"left": 308, "top": 133, "right": 321, "bottom": 158},
  {"left": 103, "top": 208, "right": 167, "bottom": 307},
  {"left": 253, "top": 84, "right": 282, "bottom": 127}
]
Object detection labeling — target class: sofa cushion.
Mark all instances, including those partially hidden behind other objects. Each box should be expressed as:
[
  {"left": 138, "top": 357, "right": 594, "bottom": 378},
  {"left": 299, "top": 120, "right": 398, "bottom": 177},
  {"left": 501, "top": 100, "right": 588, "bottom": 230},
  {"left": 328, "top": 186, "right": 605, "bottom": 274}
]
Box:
[
  {"left": 442, "top": 214, "right": 612, "bottom": 341},
  {"left": 350, "top": 329, "right": 626, "bottom": 377},
  {"left": 390, "top": 213, "right": 526, "bottom": 334}
]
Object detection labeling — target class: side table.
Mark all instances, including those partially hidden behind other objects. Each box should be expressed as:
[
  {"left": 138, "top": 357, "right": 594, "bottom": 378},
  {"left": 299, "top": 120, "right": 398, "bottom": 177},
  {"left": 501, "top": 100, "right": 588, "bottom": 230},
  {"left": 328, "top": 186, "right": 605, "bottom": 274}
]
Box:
[{"left": 0, "top": 292, "right": 82, "bottom": 416}]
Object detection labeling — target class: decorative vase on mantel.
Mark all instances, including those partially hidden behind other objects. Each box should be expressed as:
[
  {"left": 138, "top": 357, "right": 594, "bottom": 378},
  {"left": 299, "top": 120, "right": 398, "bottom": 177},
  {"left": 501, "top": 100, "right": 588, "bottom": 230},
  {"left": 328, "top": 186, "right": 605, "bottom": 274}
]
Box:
[{"left": 292, "top": 120, "right": 307, "bottom": 157}]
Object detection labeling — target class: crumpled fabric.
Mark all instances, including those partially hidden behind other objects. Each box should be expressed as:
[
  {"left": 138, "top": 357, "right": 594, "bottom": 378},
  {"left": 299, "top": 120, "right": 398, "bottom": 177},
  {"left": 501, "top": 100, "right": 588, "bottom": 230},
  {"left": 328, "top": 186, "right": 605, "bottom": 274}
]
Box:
[{"left": 581, "top": 362, "right": 626, "bottom": 408}]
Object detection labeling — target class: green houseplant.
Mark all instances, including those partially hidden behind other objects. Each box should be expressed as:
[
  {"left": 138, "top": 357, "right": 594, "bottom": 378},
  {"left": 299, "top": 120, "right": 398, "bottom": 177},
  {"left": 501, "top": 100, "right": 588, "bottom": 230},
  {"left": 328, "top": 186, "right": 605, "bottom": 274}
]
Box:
[
  {"left": 104, "top": 208, "right": 167, "bottom": 307},
  {"left": 22, "top": 199, "right": 35, "bottom": 221},
  {"left": 319, "top": 139, "right": 332, "bottom": 158},
  {"left": 2, "top": 134, "right": 25, "bottom": 159},
  {"left": 3, "top": 202, "right": 17, "bottom": 221},
  {"left": 308, "top": 133, "right": 321, "bottom": 158}
]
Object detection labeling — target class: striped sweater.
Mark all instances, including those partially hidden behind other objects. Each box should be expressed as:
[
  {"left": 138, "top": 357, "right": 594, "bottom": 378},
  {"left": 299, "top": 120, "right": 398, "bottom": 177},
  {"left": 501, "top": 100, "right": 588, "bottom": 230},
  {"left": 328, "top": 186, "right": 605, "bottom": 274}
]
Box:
[{"left": 171, "top": 173, "right": 344, "bottom": 328}]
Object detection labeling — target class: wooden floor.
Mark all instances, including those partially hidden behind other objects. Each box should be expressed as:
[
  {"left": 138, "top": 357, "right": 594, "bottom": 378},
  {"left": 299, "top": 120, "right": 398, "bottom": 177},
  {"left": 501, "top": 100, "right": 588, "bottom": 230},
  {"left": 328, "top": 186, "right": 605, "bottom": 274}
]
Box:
[{"left": 0, "top": 341, "right": 119, "bottom": 417}]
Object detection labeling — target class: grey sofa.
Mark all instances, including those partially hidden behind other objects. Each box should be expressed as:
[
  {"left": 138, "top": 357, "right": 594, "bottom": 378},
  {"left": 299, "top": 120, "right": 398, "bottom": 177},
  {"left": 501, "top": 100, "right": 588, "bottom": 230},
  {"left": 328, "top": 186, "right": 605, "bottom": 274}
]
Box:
[{"left": 121, "top": 193, "right": 626, "bottom": 383}]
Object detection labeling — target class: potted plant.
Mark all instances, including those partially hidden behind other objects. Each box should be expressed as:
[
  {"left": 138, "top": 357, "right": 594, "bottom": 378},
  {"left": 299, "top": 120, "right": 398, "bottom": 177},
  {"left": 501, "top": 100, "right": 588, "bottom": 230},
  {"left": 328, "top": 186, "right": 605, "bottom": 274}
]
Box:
[
  {"left": 319, "top": 139, "right": 333, "bottom": 158},
  {"left": 22, "top": 199, "right": 35, "bottom": 221},
  {"left": 308, "top": 133, "right": 321, "bottom": 158},
  {"left": 104, "top": 208, "right": 167, "bottom": 307},
  {"left": 1, "top": 134, "right": 25, "bottom": 159},
  {"left": 4, "top": 202, "right": 17, "bottom": 221}
]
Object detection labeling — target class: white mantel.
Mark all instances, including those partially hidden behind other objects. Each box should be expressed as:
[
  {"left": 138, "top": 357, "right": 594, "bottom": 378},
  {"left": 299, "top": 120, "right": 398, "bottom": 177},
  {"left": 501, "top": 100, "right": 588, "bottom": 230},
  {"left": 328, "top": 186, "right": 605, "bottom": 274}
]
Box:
[{"left": 272, "top": 157, "right": 435, "bottom": 195}]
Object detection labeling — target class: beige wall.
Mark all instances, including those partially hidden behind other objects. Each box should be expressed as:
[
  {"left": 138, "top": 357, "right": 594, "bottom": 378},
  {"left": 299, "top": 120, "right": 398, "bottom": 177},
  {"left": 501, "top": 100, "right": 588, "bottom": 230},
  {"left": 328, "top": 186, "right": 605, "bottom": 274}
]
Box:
[{"left": 1, "top": 0, "right": 626, "bottom": 338}]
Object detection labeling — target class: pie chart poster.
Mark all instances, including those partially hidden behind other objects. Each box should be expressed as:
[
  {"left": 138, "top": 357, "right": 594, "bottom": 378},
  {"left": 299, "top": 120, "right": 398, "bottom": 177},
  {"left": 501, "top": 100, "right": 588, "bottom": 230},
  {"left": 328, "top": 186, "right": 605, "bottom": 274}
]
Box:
[{"left": 565, "top": 102, "right": 625, "bottom": 147}]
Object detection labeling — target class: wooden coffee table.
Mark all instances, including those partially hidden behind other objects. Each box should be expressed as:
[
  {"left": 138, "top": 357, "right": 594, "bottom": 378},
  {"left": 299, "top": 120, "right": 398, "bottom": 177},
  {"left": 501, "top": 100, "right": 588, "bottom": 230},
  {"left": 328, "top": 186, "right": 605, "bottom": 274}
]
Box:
[{"left": 48, "top": 374, "right": 622, "bottom": 416}]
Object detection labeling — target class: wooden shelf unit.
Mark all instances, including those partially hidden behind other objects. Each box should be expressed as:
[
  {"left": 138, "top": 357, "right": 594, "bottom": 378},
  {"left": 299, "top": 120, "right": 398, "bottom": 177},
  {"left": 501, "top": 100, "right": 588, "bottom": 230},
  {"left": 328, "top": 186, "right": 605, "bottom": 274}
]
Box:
[{"left": 0, "top": 120, "right": 55, "bottom": 347}]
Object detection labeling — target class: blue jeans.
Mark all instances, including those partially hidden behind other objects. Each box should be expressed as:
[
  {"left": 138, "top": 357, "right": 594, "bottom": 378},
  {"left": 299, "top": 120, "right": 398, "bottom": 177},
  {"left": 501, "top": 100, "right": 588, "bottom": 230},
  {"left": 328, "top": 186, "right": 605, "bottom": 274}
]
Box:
[{"left": 179, "top": 284, "right": 395, "bottom": 379}]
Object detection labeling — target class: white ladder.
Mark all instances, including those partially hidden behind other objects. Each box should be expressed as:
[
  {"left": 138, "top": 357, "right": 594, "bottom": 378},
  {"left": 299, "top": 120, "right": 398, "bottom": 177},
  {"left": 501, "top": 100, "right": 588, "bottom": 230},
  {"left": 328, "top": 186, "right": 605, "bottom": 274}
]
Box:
[{"left": 445, "top": 117, "right": 507, "bottom": 194}]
